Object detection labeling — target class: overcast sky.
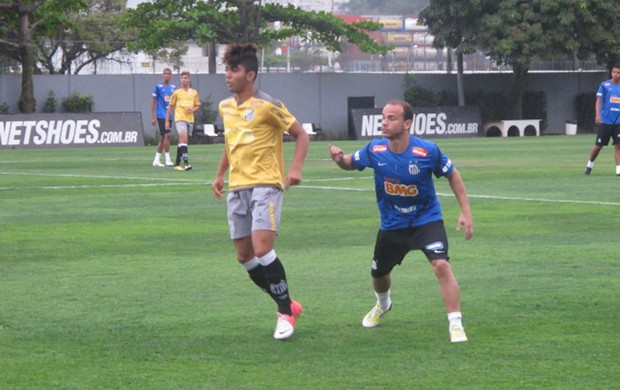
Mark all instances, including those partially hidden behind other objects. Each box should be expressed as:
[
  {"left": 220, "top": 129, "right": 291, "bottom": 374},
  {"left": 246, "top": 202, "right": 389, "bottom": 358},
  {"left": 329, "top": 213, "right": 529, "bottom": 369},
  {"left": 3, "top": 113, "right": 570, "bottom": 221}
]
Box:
[{"left": 126, "top": 0, "right": 144, "bottom": 8}]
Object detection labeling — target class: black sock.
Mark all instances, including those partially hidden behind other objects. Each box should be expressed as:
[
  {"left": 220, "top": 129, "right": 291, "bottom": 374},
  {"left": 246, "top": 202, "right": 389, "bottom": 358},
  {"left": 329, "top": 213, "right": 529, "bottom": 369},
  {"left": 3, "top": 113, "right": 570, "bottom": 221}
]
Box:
[
  {"left": 262, "top": 257, "right": 292, "bottom": 315},
  {"left": 175, "top": 146, "right": 181, "bottom": 165},
  {"left": 180, "top": 144, "right": 189, "bottom": 164},
  {"left": 248, "top": 266, "right": 269, "bottom": 293}
]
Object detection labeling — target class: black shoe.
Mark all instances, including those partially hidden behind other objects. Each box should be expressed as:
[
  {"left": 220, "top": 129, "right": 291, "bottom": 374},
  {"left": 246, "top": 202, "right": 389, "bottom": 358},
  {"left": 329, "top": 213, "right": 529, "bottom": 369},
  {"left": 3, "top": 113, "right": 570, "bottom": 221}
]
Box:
[{"left": 584, "top": 167, "right": 592, "bottom": 176}]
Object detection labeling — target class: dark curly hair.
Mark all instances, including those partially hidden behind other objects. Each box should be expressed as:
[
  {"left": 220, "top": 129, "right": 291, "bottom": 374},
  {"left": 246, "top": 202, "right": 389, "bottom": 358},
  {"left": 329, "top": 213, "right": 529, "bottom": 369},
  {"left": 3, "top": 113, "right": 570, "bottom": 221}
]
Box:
[{"left": 223, "top": 43, "right": 259, "bottom": 77}]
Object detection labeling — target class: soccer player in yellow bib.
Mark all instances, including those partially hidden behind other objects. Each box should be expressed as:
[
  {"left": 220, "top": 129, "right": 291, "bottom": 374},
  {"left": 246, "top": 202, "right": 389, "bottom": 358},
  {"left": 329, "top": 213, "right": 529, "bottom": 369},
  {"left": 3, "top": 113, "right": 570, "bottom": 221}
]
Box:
[
  {"left": 165, "top": 71, "right": 200, "bottom": 171},
  {"left": 212, "top": 43, "right": 309, "bottom": 340}
]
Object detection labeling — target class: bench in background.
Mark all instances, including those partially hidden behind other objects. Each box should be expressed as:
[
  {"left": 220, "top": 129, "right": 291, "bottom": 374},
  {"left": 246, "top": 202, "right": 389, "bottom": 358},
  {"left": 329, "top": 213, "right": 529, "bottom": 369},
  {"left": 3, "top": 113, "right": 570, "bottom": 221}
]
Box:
[
  {"left": 192, "top": 122, "right": 322, "bottom": 144},
  {"left": 483, "top": 119, "right": 541, "bottom": 137},
  {"left": 190, "top": 123, "right": 223, "bottom": 144}
]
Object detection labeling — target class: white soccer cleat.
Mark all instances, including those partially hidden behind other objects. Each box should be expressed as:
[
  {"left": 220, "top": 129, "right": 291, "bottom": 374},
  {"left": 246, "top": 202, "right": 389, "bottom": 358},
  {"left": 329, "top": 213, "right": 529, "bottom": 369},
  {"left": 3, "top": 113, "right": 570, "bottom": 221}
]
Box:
[
  {"left": 449, "top": 324, "right": 468, "bottom": 343},
  {"left": 274, "top": 313, "right": 295, "bottom": 340},
  {"left": 273, "top": 300, "right": 303, "bottom": 340},
  {"left": 152, "top": 160, "right": 165, "bottom": 167},
  {"left": 362, "top": 303, "right": 391, "bottom": 328},
  {"left": 165, "top": 160, "right": 174, "bottom": 167}
]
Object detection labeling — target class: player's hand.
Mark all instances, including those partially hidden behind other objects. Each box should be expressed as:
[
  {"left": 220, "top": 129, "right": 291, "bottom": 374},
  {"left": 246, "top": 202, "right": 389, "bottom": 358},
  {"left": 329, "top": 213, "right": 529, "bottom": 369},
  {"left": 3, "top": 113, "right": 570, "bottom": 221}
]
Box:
[
  {"left": 284, "top": 170, "right": 302, "bottom": 189},
  {"left": 456, "top": 213, "right": 473, "bottom": 240},
  {"left": 211, "top": 176, "right": 227, "bottom": 199},
  {"left": 151, "top": 118, "right": 156, "bottom": 126},
  {"left": 329, "top": 144, "right": 344, "bottom": 163}
]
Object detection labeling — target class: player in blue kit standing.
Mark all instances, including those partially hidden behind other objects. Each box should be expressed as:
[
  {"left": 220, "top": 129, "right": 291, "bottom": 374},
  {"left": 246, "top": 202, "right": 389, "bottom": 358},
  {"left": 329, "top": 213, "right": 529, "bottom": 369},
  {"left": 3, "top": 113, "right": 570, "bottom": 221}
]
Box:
[
  {"left": 584, "top": 63, "right": 620, "bottom": 176},
  {"left": 151, "top": 68, "right": 176, "bottom": 167},
  {"left": 329, "top": 100, "right": 473, "bottom": 343}
]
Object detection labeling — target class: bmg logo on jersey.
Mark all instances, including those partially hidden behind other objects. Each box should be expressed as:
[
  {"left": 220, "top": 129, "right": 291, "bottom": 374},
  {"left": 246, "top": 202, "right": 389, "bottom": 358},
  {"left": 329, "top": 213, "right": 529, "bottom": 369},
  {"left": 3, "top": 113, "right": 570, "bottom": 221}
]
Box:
[{"left": 384, "top": 181, "right": 419, "bottom": 196}]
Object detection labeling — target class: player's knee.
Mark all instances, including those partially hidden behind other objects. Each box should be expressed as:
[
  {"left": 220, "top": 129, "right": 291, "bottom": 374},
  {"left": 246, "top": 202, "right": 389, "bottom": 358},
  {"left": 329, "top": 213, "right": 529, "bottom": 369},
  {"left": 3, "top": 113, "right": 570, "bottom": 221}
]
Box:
[
  {"left": 371, "top": 259, "right": 392, "bottom": 278},
  {"left": 431, "top": 259, "right": 452, "bottom": 277}
]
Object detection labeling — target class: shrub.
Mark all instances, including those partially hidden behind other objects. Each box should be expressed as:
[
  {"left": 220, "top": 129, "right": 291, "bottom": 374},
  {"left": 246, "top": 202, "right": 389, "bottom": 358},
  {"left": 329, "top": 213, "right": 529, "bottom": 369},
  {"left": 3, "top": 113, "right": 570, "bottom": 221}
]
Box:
[
  {"left": 404, "top": 83, "right": 439, "bottom": 107},
  {"left": 465, "top": 90, "right": 510, "bottom": 122},
  {"left": 63, "top": 92, "right": 94, "bottom": 113},
  {"left": 196, "top": 95, "right": 218, "bottom": 125},
  {"left": 43, "top": 91, "right": 58, "bottom": 113},
  {"left": 575, "top": 92, "right": 596, "bottom": 133},
  {"left": 403, "top": 77, "right": 548, "bottom": 131},
  {"left": 523, "top": 91, "right": 548, "bottom": 132}
]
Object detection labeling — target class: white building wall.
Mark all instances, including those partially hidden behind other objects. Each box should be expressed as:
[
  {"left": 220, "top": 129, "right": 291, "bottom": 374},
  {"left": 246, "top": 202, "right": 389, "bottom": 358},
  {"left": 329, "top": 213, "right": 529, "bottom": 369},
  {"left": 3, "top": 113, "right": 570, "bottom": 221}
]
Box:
[{"left": 263, "top": 0, "right": 350, "bottom": 12}]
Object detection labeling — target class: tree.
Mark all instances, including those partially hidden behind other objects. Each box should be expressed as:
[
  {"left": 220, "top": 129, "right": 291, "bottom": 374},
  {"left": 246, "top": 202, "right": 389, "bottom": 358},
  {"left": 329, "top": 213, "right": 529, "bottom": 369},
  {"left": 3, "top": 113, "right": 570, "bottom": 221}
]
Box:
[
  {"left": 36, "top": 0, "right": 133, "bottom": 75},
  {"left": 479, "top": 0, "right": 620, "bottom": 118},
  {"left": 0, "top": 0, "right": 86, "bottom": 112},
  {"left": 421, "top": 0, "right": 620, "bottom": 119},
  {"left": 124, "top": 0, "right": 387, "bottom": 74},
  {"left": 419, "top": 0, "right": 483, "bottom": 106},
  {"left": 557, "top": 0, "right": 620, "bottom": 70}
]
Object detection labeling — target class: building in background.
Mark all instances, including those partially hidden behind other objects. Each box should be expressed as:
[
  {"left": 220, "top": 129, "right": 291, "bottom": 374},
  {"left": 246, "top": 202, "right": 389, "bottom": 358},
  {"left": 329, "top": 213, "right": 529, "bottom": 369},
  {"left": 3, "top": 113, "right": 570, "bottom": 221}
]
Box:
[{"left": 263, "top": 0, "right": 350, "bottom": 13}]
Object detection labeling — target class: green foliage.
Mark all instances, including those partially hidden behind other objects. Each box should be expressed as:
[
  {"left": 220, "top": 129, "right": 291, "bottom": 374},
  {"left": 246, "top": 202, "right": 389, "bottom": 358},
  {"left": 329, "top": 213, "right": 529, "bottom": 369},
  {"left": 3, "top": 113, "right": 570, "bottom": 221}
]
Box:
[
  {"left": 465, "top": 90, "right": 510, "bottom": 122},
  {"left": 418, "top": 0, "right": 479, "bottom": 54},
  {"left": 402, "top": 77, "right": 547, "bottom": 128},
  {"left": 0, "top": 0, "right": 88, "bottom": 112},
  {"left": 575, "top": 92, "right": 596, "bottom": 133},
  {"left": 62, "top": 92, "right": 95, "bottom": 113},
  {"left": 37, "top": 0, "right": 132, "bottom": 75},
  {"left": 419, "top": 0, "right": 620, "bottom": 119},
  {"left": 43, "top": 91, "right": 58, "bottom": 113},
  {"left": 125, "top": 0, "right": 388, "bottom": 55},
  {"left": 0, "top": 102, "right": 9, "bottom": 114},
  {"left": 404, "top": 83, "right": 439, "bottom": 107},
  {"left": 196, "top": 95, "right": 218, "bottom": 125},
  {"left": 522, "top": 91, "right": 547, "bottom": 131},
  {"left": 263, "top": 54, "right": 287, "bottom": 71}
]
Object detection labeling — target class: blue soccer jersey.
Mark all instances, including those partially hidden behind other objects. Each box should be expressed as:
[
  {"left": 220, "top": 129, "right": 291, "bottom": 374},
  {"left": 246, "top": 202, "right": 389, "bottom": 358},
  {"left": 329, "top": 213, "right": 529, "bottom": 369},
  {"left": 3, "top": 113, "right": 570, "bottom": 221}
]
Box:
[
  {"left": 351, "top": 136, "right": 454, "bottom": 230},
  {"left": 596, "top": 79, "right": 620, "bottom": 124},
  {"left": 152, "top": 82, "right": 177, "bottom": 120}
]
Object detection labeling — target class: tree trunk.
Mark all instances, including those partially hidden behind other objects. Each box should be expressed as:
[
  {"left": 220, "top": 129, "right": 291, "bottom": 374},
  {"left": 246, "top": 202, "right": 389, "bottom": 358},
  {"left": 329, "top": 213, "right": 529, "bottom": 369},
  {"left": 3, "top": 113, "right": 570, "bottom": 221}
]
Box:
[
  {"left": 508, "top": 63, "right": 528, "bottom": 119},
  {"left": 457, "top": 51, "right": 465, "bottom": 106},
  {"left": 208, "top": 41, "right": 217, "bottom": 74},
  {"left": 17, "top": 12, "right": 36, "bottom": 113}
]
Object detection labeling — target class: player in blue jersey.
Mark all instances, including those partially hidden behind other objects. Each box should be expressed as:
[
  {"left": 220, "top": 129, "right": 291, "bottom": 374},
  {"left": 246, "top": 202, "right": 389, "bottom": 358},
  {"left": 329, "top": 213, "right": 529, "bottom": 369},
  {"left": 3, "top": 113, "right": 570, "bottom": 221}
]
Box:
[
  {"left": 329, "top": 100, "right": 473, "bottom": 343},
  {"left": 151, "top": 68, "right": 176, "bottom": 167},
  {"left": 584, "top": 63, "right": 620, "bottom": 176}
]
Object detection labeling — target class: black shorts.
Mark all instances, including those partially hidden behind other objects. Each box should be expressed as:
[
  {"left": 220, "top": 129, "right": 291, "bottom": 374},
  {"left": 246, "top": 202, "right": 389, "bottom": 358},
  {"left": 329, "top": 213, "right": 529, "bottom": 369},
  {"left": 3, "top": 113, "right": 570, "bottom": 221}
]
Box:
[
  {"left": 594, "top": 124, "right": 620, "bottom": 146},
  {"left": 371, "top": 220, "right": 449, "bottom": 278},
  {"left": 157, "top": 118, "right": 172, "bottom": 137}
]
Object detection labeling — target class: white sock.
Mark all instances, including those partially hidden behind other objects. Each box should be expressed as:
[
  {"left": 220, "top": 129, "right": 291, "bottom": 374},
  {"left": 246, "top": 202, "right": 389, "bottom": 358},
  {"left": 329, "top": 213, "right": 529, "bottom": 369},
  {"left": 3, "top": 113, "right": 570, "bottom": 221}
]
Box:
[
  {"left": 242, "top": 257, "right": 260, "bottom": 271},
  {"left": 375, "top": 289, "right": 391, "bottom": 311},
  {"left": 154, "top": 152, "right": 161, "bottom": 161},
  {"left": 616, "top": 165, "right": 620, "bottom": 175},
  {"left": 587, "top": 160, "right": 594, "bottom": 169},
  {"left": 165, "top": 152, "right": 172, "bottom": 162},
  {"left": 257, "top": 250, "right": 277, "bottom": 266},
  {"left": 448, "top": 311, "right": 463, "bottom": 327}
]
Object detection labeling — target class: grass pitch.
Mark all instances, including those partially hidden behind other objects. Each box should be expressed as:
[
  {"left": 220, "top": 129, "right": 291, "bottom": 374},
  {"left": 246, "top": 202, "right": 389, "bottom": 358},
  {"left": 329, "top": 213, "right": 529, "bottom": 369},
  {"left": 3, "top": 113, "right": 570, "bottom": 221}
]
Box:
[{"left": 0, "top": 135, "right": 618, "bottom": 389}]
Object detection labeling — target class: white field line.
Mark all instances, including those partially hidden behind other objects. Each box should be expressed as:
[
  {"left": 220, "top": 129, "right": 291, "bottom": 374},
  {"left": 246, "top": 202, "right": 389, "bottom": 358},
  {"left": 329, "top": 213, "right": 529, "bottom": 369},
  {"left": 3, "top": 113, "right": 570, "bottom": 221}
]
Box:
[
  {"left": 0, "top": 171, "right": 197, "bottom": 182},
  {"left": 1, "top": 171, "right": 618, "bottom": 207}
]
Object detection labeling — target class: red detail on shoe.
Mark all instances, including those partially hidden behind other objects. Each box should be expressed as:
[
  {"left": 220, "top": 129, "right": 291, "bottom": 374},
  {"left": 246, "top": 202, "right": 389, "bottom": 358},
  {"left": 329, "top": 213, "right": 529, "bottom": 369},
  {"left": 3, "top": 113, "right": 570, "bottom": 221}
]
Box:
[
  {"left": 277, "top": 313, "right": 296, "bottom": 327},
  {"left": 290, "top": 300, "right": 303, "bottom": 319}
]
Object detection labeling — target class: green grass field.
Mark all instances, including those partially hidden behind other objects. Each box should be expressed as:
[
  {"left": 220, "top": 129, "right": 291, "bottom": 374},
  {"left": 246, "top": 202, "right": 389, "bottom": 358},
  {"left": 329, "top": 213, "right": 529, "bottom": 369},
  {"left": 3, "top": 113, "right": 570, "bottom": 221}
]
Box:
[{"left": 1, "top": 135, "right": 619, "bottom": 389}]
